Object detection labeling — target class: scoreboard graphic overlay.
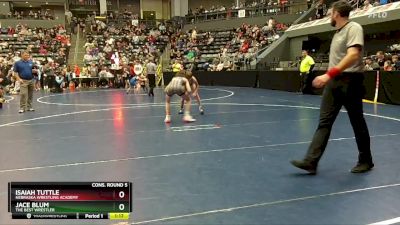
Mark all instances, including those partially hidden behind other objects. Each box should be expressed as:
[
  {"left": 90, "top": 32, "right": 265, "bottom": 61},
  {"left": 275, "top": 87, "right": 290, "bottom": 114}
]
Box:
[{"left": 8, "top": 182, "right": 132, "bottom": 220}]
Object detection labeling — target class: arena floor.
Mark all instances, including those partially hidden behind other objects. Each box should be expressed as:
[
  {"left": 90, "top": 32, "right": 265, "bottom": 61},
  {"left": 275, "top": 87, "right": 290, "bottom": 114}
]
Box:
[{"left": 0, "top": 87, "right": 400, "bottom": 225}]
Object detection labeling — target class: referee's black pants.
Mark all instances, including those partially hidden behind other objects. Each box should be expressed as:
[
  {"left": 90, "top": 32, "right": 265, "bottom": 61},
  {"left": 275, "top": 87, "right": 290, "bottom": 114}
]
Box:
[
  {"left": 304, "top": 73, "right": 373, "bottom": 166},
  {"left": 300, "top": 71, "right": 314, "bottom": 94}
]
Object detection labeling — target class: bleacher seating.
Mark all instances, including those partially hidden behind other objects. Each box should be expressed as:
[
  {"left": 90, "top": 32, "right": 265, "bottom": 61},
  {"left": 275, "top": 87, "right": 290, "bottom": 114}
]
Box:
[
  {"left": 0, "top": 35, "right": 61, "bottom": 61},
  {"left": 170, "top": 24, "right": 283, "bottom": 71},
  {"left": 186, "top": 2, "right": 309, "bottom": 24},
  {"left": 83, "top": 33, "right": 168, "bottom": 67},
  {"left": 0, "top": 25, "right": 70, "bottom": 96}
]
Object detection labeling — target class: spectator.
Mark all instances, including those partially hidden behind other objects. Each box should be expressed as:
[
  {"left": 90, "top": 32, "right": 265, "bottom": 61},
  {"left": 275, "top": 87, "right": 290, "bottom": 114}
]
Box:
[
  {"left": 206, "top": 34, "right": 214, "bottom": 45},
  {"left": 191, "top": 27, "right": 197, "bottom": 41},
  {"left": 65, "top": 10, "right": 73, "bottom": 25},
  {"left": 216, "top": 60, "right": 224, "bottom": 71},
  {"left": 392, "top": 55, "right": 400, "bottom": 70},
  {"left": 43, "top": 61, "right": 56, "bottom": 90},
  {"left": 8, "top": 10, "right": 55, "bottom": 20},
  {"left": 268, "top": 17, "right": 275, "bottom": 31},
  {"left": 74, "top": 65, "right": 80, "bottom": 78},
  {"left": 103, "top": 44, "right": 113, "bottom": 54},
  {"left": 186, "top": 48, "right": 196, "bottom": 62},
  {"left": 0, "top": 86, "right": 4, "bottom": 104},
  {"left": 380, "top": 0, "right": 388, "bottom": 5},
  {"left": 364, "top": 57, "right": 380, "bottom": 70},
  {"left": 0, "top": 66, "right": 11, "bottom": 88},
  {"left": 209, "top": 58, "right": 220, "bottom": 71},
  {"left": 38, "top": 45, "right": 47, "bottom": 55},
  {"left": 363, "top": 0, "right": 373, "bottom": 10},
  {"left": 240, "top": 39, "right": 250, "bottom": 53},
  {"left": 55, "top": 72, "right": 65, "bottom": 92},
  {"left": 88, "top": 63, "right": 98, "bottom": 87},
  {"left": 83, "top": 51, "right": 93, "bottom": 65},
  {"left": 268, "top": 0, "right": 275, "bottom": 6},
  {"left": 98, "top": 67, "right": 113, "bottom": 88},
  {"left": 315, "top": 0, "right": 327, "bottom": 19},
  {"left": 223, "top": 59, "right": 233, "bottom": 71},
  {"left": 376, "top": 51, "right": 385, "bottom": 67},
  {"left": 384, "top": 60, "right": 393, "bottom": 71},
  {"left": 159, "top": 23, "right": 166, "bottom": 33},
  {"left": 169, "top": 21, "right": 284, "bottom": 71}
]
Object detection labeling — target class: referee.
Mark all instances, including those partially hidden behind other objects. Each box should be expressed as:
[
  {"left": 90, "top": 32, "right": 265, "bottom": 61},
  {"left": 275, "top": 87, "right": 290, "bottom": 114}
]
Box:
[
  {"left": 299, "top": 50, "right": 315, "bottom": 94},
  {"left": 146, "top": 59, "right": 157, "bottom": 97},
  {"left": 291, "top": 0, "right": 373, "bottom": 174},
  {"left": 14, "top": 51, "right": 36, "bottom": 113}
]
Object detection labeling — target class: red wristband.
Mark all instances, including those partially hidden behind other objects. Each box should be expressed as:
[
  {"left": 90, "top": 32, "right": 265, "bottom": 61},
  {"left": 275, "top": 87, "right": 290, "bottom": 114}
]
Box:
[{"left": 326, "top": 67, "right": 341, "bottom": 78}]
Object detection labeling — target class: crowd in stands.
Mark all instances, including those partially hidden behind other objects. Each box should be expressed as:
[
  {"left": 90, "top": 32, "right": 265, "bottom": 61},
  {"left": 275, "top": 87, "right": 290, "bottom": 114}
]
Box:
[
  {"left": 1, "top": 9, "right": 55, "bottom": 20},
  {"left": 74, "top": 16, "right": 288, "bottom": 87},
  {"left": 73, "top": 20, "right": 171, "bottom": 89},
  {"left": 69, "top": 11, "right": 143, "bottom": 35},
  {"left": 356, "top": 0, "right": 399, "bottom": 9},
  {"left": 69, "top": 15, "right": 96, "bottom": 34},
  {"left": 314, "top": 0, "right": 328, "bottom": 19},
  {"left": 186, "top": 0, "right": 299, "bottom": 22},
  {"left": 68, "top": 9, "right": 140, "bottom": 33},
  {"left": 0, "top": 24, "right": 70, "bottom": 94},
  {"left": 188, "top": 0, "right": 291, "bottom": 16},
  {"left": 364, "top": 48, "right": 400, "bottom": 71},
  {"left": 311, "top": 0, "right": 400, "bottom": 21},
  {"left": 275, "top": 43, "right": 400, "bottom": 72},
  {"left": 107, "top": 10, "right": 140, "bottom": 21},
  {"left": 169, "top": 18, "right": 288, "bottom": 72}
]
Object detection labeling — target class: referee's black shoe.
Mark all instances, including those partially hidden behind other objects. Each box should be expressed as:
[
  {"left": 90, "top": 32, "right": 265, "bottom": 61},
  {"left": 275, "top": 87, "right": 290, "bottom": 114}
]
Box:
[
  {"left": 351, "top": 162, "right": 374, "bottom": 173},
  {"left": 290, "top": 160, "right": 317, "bottom": 175}
]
